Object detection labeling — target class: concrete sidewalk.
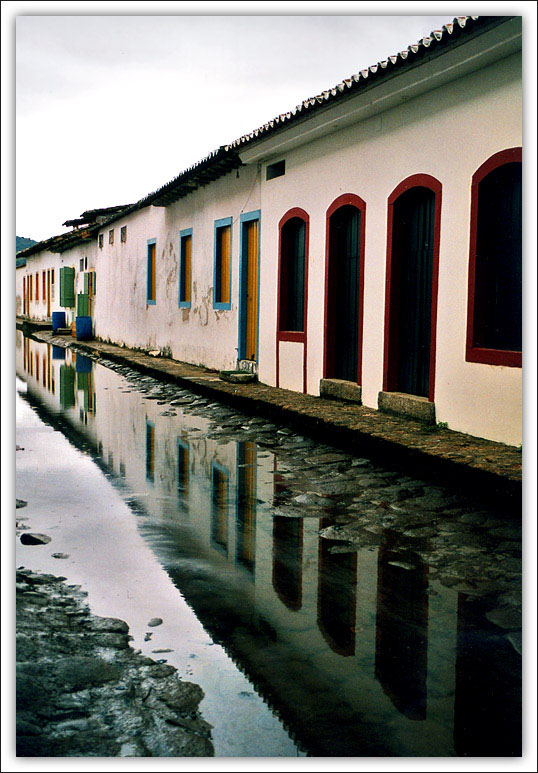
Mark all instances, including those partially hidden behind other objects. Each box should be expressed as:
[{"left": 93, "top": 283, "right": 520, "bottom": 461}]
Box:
[{"left": 25, "top": 325, "right": 522, "bottom": 505}]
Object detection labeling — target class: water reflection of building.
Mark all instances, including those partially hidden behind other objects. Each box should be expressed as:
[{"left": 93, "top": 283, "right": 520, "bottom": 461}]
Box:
[
  {"left": 375, "top": 540, "right": 429, "bottom": 720},
  {"left": 318, "top": 518, "right": 357, "bottom": 657},
  {"left": 16, "top": 333, "right": 520, "bottom": 757},
  {"left": 454, "top": 594, "right": 521, "bottom": 757}
]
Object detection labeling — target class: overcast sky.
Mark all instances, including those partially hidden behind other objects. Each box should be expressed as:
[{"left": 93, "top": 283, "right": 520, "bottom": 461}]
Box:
[{"left": 11, "top": 7, "right": 465, "bottom": 241}]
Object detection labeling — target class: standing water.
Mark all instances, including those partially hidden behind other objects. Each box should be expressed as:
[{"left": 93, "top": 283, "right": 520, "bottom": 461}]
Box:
[{"left": 16, "top": 332, "right": 521, "bottom": 757}]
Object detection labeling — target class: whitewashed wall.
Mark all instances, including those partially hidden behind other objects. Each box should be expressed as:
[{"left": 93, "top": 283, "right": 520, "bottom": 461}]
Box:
[
  {"left": 94, "top": 165, "right": 260, "bottom": 372},
  {"left": 256, "top": 52, "right": 522, "bottom": 445},
  {"left": 16, "top": 241, "right": 96, "bottom": 326}
]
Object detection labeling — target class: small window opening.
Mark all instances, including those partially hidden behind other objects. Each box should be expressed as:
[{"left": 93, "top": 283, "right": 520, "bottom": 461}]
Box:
[{"left": 266, "top": 160, "right": 286, "bottom": 180}]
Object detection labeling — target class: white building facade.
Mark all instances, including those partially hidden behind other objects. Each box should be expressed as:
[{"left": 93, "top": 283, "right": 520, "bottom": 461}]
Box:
[
  {"left": 17, "top": 17, "right": 522, "bottom": 447},
  {"left": 233, "top": 16, "right": 522, "bottom": 446}
]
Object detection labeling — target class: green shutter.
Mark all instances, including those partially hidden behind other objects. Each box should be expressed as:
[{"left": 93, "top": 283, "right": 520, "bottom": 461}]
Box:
[
  {"left": 84, "top": 272, "right": 89, "bottom": 294},
  {"left": 59, "top": 267, "right": 75, "bottom": 308},
  {"left": 92, "top": 271, "right": 96, "bottom": 294},
  {"left": 76, "top": 293, "right": 89, "bottom": 316}
]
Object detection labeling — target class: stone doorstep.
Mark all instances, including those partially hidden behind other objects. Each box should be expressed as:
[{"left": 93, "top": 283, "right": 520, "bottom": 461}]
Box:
[
  {"left": 220, "top": 371, "right": 258, "bottom": 384},
  {"left": 378, "top": 391, "right": 436, "bottom": 424},
  {"left": 319, "top": 379, "right": 362, "bottom": 405},
  {"left": 237, "top": 359, "right": 258, "bottom": 375}
]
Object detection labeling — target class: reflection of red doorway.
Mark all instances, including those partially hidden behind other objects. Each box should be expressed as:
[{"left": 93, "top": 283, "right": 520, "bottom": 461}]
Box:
[
  {"left": 383, "top": 175, "right": 441, "bottom": 402},
  {"left": 323, "top": 194, "right": 366, "bottom": 384}
]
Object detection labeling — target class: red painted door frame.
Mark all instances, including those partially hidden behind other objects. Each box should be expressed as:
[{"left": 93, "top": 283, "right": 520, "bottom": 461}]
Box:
[
  {"left": 276, "top": 208, "right": 309, "bottom": 393},
  {"left": 465, "top": 147, "right": 522, "bottom": 368},
  {"left": 323, "top": 193, "right": 367, "bottom": 384},
  {"left": 382, "top": 174, "right": 442, "bottom": 402}
]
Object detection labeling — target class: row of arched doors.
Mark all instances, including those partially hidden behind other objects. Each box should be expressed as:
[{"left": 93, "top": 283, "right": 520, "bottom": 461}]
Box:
[
  {"left": 279, "top": 182, "right": 439, "bottom": 399},
  {"left": 279, "top": 153, "right": 521, "bottom": 400},
  {"left": 325, "top": 184, "right": 438, "bottom": 399}
]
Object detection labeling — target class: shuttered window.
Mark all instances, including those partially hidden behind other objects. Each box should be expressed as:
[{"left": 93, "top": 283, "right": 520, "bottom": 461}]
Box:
[
  {"left": 42, "top": 271, "right": 46, "bottom": 301},
  {"left": 147, "top": 239, "right": 156, "bottom": 303},
  {"left": 35, "top": 273, "right": 39, "bottom": 301},
  {"left": 77, "top": 293, "right": 90, "bottom": 316},
  {"left": 84, "top": 270, "right": 96, "bottom": 297},
  {"left": 466, "top": 149, "right": 522, "bottom": 367},
  {"left": 214, "top": 218, "right": 232, "bottom": 309},
  {"left": 59, "top": 266, "right": 75, "bottom": 308},
  {"left": 179, "top": 229, "right": 192, "bottom": 307},
  {"left": 279, "top": 217, "right": 306, "bottom": 332}
]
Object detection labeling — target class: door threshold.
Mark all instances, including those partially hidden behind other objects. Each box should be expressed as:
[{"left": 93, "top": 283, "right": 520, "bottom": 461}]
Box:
[
  {"left": 378, "top": 391, "right": 436, "bottom": 424},
  {"left": 320, "top": 379, "right": 362, "bottom": 405}
]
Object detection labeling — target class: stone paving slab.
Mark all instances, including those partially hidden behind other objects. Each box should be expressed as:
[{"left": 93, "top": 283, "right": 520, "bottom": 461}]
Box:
[{"left": 26, "top": 327, "right": 522, "bottom": 503}]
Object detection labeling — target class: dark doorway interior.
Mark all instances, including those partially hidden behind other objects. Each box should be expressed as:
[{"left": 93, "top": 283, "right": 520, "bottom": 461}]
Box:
[
  {"left": 389, "top": 187, "right": 435, "bottom": 398},
  {"left": 326, "top": 205, "right": 362, "bottom": 382}
]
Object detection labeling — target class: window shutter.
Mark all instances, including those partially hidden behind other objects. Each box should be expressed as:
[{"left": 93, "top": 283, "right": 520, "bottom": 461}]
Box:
[
  {"left": 84, "top": 272, "right": 90, "bottom": 294},
  {"left": 77, "top": 293, "right": 89, "bottom": 316},
  {"left": 59, "top": 267, "right": 75, "bottom": 307}
]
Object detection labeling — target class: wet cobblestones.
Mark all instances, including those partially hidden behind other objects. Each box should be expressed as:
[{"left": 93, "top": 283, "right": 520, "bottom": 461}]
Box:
[{"left": 29, "top": 328, "right": 522, "bottom": 504}]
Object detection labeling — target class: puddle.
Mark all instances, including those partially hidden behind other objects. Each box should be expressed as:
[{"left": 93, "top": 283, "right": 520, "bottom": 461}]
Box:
[{"left": 15, "top": 333, "right": 521, "bottom": 756}]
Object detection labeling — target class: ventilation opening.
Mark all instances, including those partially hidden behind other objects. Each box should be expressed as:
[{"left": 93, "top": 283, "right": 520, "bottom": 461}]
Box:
[{"left": 266, "top": 160, "right": 285, "bottom": 180}]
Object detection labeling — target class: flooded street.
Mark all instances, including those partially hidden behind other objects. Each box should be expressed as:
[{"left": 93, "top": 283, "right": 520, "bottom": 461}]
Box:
[{"left": 16, "top": 333, "right": 522, "bottom": 757}]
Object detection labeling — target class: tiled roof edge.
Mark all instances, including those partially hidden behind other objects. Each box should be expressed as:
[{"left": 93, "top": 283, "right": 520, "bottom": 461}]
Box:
[{"left": 225, "top": 16, "right": 514, "bottom": 151}]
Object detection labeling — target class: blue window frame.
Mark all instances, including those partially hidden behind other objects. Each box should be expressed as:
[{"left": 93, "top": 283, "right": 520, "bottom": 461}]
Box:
[
  {"left": 147, "top": 238, "right": 156, "bottom": 304},
  {"left": 178, "top": 228, "right": 192, "bottom": 308},
  {"left": 213, "top": 217, "right": 232, "bottom": 310}
]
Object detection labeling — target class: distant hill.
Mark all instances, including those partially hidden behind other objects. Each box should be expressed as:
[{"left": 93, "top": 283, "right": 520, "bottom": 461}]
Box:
[{"left": 16, "top": 236, "right": 37, "bottom": 253}]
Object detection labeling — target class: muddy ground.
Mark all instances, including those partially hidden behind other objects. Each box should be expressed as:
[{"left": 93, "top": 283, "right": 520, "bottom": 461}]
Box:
[{"left": 16, "top": 565, "right": 214, "bottom": 757}]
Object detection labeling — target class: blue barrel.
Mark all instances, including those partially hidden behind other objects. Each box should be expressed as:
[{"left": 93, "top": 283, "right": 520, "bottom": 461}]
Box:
[
  {"left": 75, "top": 316, "right": 93, "bottom": 341},
  {"left": 52, "top": 311, "right": 66, "bottom": 332}
]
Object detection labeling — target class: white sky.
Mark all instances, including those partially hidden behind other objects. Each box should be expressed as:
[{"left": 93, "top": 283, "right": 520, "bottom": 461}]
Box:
[{"left": 6, "top": 4, "right": 484, "bottom": 241}]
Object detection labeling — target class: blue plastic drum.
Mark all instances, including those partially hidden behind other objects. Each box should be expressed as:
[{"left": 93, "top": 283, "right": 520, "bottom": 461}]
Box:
[
  {"left": 75, "top": 316, "right": 93, "bottom": 341},
  {"left": 51, "top": 311, "right": 66, "bottom": 332}
]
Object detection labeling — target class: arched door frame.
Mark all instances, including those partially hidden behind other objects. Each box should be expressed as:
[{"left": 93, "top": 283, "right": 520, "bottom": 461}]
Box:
[
  {"left": 466, "top": 147, "right": 522, "bottom": 367},
  {"left": 323, "top": 193, "right": 367, "bottom": 384},
  {"left": 382, "top": 174, "right": 442, "bottom": 402},
  {"left": 276, "top": 207, "right": 310, "bottom": 393}
]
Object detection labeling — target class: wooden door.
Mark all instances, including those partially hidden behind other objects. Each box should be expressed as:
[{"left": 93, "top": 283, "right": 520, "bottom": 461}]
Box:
[
  {"left": 326, "top": 205, "right": 362, "bottom": 382},
  {"left": 46, "top": 270, "right": 51, "bottom": 317},
  {"left": 391, "top": 188, "right": 435, "bottom": 397},
  {"left": 242, "top": 219, "right": 259, "bottom": 361}
]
